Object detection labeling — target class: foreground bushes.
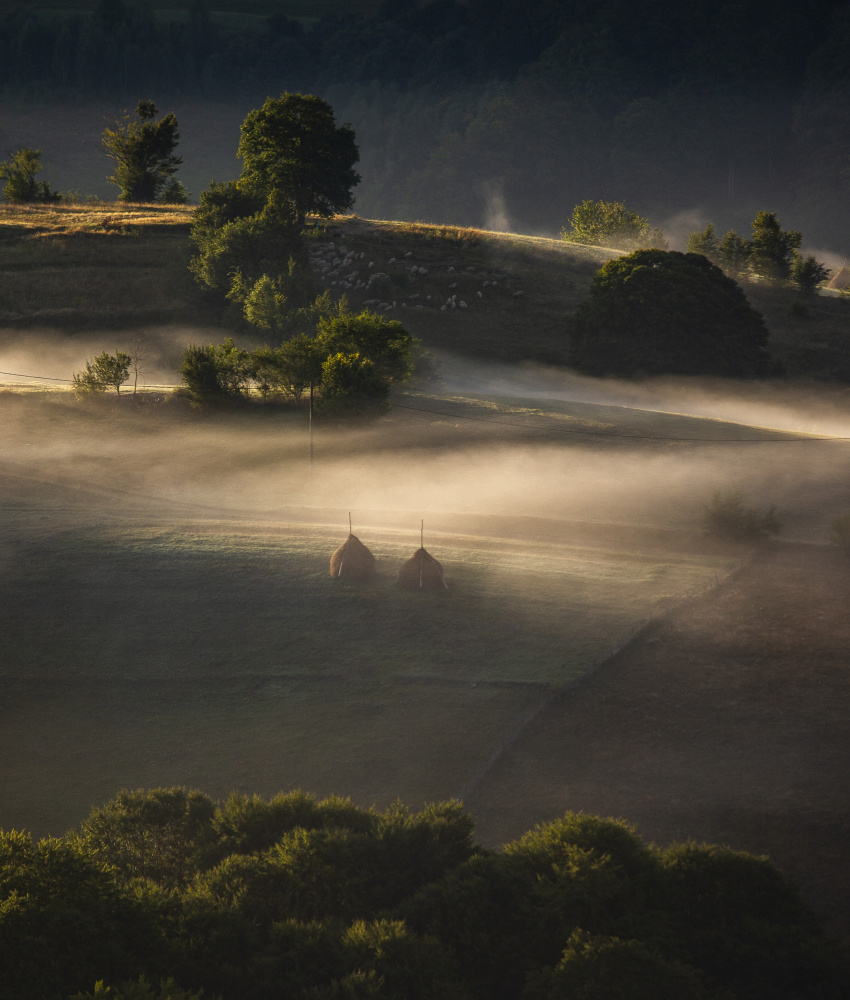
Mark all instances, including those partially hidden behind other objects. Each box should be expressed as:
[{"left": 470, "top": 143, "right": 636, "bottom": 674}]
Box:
[{"left": 1, "top": 789, "right": 845, "bottom": 1000}]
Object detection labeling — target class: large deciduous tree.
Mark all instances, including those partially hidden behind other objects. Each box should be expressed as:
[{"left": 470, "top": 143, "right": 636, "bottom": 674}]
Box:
[
  {"left": 568, "top": 249, "right": 774, "bottom": 377},
  {"left": 237, "top": 93, "right": 360, "bottom": 229},
  {"left": 102, "top": 100, "right": 184, "bottom": 203}
]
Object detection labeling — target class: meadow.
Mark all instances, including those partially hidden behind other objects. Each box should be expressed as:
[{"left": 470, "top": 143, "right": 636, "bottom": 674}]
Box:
[
  {"left": 0, "top": 381, "right": 746, "bottom": 840},
  {"left": 2, "top": 204, "right": 850, "bottom": 939}
]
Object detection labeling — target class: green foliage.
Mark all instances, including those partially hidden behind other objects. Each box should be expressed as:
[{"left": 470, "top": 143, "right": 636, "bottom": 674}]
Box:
[
  {"left": 1, "top": 795, "right": 845, "bottom": 1000},
  {"left": 717, "top": 228, "right": 752, "bottom": 275},
  {"left": 749, "top": 210, "right": 802, "bottom": 282},
  {"left": 72, "top": 787, "right": 218, "bottom": 887},
  {"left": 658, "top": 841, "right": 845, "bottom": 1000},
  {"left": 702, "top": 490, "right": 782, "bottom": 543},
  {"left": 237, "top": 93, "right": 360, "bottom": 228},
  {"left": 250, "top": 336, "right": 325, "bottom": 401},
  {"left": 561, "top": 200, "right": 667, "bottom": 251},
  {"left": 684, "top": 223, "right": 720, "bottom": 261},
  {"left": 317, "top": 308, "right": 419, "bottom": 384},
  {"left": 522, "top": 930, "right": 715, "bottom": 1000},
  {"left": 236, "top": 259, "right": 320, "bottom": 331},
  {"left": 791, "top": 254, "right": 832, "bottom": 294},
  {"left": 102, "top": 101, "right": 183, "bottom": 203},
  {"left": 688, "top": 214, "right": 827, "bottom": 290},
  {"left": 189, "top": 194, "right": 303, "bottom": 293},
  {"left": 317, "top": 352, "right": 391, "bottom": 420},
  {"left": 568, "top": 249, "right": 773, "bottom": 377},
  {"left": 0, "top": 831, "right": 150, "bottom": 1000},
  {"left": 158, "top": 178, "right": 189, "bottom": 205},
  {"left": 0, "top": 147, "right": 60, "bottom": 202},
  {"left": 73, "top": 351, "right": 132, "bottom": 396},
  {"left": 829, "top": 512, "right": 850, "bottom": 554},
  {"left": 71, "top": 976, "right": 203, "bottom": 1000},
  {"left": 179, "top": 339, "right": 252, "bottom": 408},
  {"left": 189, "top": 181, "right": 265, "bottom": 247}
]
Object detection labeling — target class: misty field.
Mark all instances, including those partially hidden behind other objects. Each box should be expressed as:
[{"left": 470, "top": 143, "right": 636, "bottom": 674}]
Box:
[
  {"left": 3, "top": 373, "right": 848, "bottom": 841},
  {"left": 0, "top": 503, "right": 732, "bottom": 839}
]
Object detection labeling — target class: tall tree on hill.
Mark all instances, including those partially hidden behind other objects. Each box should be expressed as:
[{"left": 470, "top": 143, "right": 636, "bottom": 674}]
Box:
[
  {"left": 102, "top": 100, "right": 184, "bottom": 202},
  {"left": 237, "top": 93, "right": 360, "bottom": 229}
]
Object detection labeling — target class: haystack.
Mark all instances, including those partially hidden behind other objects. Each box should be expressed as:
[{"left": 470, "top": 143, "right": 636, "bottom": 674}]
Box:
[
  {"left": 330, "top": 515, "right": 377, "bottom": 581},
  {"left": 397, "top": 547, "right": 447, "bottom": 589},
  {"left": 397, "top": 521, "right": 447, "bottom": 589}
]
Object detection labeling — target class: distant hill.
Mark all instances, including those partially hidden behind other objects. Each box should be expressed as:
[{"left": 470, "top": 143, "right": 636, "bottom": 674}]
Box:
[{"left": 2, "top": 202, "right": 849, "bottom": 380}]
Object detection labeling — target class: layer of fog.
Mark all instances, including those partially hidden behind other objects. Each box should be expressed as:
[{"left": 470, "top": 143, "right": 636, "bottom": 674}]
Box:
[
  {"left": 3, "top": 351, "right": 849, "bottom": 545},
  {"left": 0, "top": 327, "right": 218, "bottom": 388},
  {"left": 440, "top": 355, "right": 850, "bottom": 439}
]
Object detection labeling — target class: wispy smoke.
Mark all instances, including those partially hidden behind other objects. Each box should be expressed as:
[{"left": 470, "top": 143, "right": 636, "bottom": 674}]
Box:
[{"left": 481, "top": 179, "right": 511, "bottom": 232}]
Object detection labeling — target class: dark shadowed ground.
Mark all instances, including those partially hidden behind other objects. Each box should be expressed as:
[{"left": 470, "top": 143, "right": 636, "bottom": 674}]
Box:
[{"left": 468, "top": 543, "right": 850, "bottom": 940}]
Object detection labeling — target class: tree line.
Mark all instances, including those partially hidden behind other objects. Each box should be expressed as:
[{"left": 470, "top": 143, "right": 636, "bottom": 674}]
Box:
[
  {"left": 2, "top": 0, "right": 850, "bottom": 243},
  {"left": 1, "top": 787, "right": 846, "bottom": 1000}
]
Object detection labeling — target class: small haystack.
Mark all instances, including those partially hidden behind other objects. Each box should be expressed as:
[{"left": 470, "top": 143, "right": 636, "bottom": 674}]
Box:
[
  {"left": 827, "top": 264, "right": 850, "bottom": 291},
  {"left": 398, "top": 521, "right": 447, "bottom": 589},
  {"left": 330, "top": 514, "right": 377, "bottom": 581}
]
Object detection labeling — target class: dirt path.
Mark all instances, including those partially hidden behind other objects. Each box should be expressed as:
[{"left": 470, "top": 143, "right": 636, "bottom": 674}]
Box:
[{"left": 468, "top": 544, "right": 850, "bottom": 940}]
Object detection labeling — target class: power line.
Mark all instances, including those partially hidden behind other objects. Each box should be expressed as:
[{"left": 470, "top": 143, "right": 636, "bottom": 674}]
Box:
[{"left": 0, "top": 370, "right": 74, "bottom": 382}]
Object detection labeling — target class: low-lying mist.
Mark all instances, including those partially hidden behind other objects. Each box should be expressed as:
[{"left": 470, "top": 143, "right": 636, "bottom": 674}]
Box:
[{"left": 3, "top": 344, "right": 849, "bottom": 546}]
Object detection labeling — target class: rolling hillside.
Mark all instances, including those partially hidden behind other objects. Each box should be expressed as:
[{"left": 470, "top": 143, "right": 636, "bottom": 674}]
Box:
[{"left": 2, "top": 202, "right": 850, "bottom": 379}]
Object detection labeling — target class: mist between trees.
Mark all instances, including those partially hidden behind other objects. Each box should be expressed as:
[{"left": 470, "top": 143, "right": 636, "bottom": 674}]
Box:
[{"left": 2, "top": 1, "right": 850, "bottom": 247}]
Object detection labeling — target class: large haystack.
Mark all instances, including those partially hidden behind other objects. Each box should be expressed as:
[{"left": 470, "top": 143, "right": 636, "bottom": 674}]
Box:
[
  {"left": 827, "top": 264, "right": 850, "bottom": 291},
  {"left": 397, "top": 547, "right": 447, "bottom": 589},
  {"left": 330, "top": 533, "right": 377, "bottom": 580}
]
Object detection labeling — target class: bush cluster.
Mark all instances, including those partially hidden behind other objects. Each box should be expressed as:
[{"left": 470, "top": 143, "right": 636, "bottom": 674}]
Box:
[{"left": 1, "top": 789, "right": 844, "bottom": 1000}]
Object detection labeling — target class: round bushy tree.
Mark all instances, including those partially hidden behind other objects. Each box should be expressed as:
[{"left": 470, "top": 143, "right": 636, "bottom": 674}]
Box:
[{"left": 568, "top": 249, "right": 774, "bottom": 377}]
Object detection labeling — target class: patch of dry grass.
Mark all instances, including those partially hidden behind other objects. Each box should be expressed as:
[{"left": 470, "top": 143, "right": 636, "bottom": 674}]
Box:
[{"left": 0, "top": 200, "right": 194, "bottom": 236}]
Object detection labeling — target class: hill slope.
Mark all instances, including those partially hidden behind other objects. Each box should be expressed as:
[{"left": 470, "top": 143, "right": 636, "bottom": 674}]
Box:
[{"left": 2, "top": 203, "right": 850, "bottom": 378}]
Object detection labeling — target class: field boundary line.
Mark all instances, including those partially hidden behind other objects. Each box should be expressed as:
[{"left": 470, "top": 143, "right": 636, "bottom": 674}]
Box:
[{"left": 457, "top": 550, "right": 755, "bottom": 803}]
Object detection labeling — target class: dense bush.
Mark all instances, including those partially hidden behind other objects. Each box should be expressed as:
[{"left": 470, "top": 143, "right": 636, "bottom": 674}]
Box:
[
  {"left": 702, "top": 490, "right": 782, "bottom": 543},
  {"left": 1, "top": 790, "right": 845, "bottom": 1000},
  {"left": 561, "top": 200, "right": 667, "bottom": 251},
  {"left": 0, "top": 147, "right": 60, "bottom": 202},
  {"left": 568, "top": 250, "right": 774, "bottom": 377}
]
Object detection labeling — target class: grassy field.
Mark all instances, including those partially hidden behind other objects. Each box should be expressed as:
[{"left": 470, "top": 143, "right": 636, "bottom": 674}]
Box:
[
  {"left": 0, "top": 378, "right": 757, "bottom": 840},
  {"left": 0, "top": 504, "right": 732, "bottom": 840}
]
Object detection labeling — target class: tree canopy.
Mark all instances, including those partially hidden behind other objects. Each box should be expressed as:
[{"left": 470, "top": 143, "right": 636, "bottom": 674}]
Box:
[
  {"left": 237, "top": 92, "right": 360, "bottom": 229},
  {"left": 102, "top": 100, "right": 184, "bottom": 203},
  {"left": 1, "top": 789, "right": 845, "bottom": 1000},
  {"left": 568, "top": 249, "right": 774, "bottom": 377},
  {"left": 0, "top": 148, "right": 59, "bottom": 202},
  {"left": 561, "top": 199, "right": 667, "bottom": 251}
]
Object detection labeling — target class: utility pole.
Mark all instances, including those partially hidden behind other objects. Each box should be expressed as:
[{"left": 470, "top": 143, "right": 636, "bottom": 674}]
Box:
[{"left": 309, "top": 380, "right": 314, "bottom": 471}]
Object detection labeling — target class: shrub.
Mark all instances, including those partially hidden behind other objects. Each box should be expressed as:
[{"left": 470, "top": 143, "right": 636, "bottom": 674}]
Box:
[
  {"left": 568, "top": 250, "right": 773, "bottom": 377},
  {"left": 561, "top": 200, "right": 667, "bottom": 251},
  {"left": 0, "top": 148, "right": 60, "bottom": 203},
  {"left": 317, "top": 352, "right": 391, "bottom": 420},
  {"left": 702, "top": 490, "right": 781, "bottom": 543},
  {"left": 73, "top": 351, "right": 132, "bottom": 396},
  {"left": 179, "top": 339, "right": 251, "bottom": 408}
]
